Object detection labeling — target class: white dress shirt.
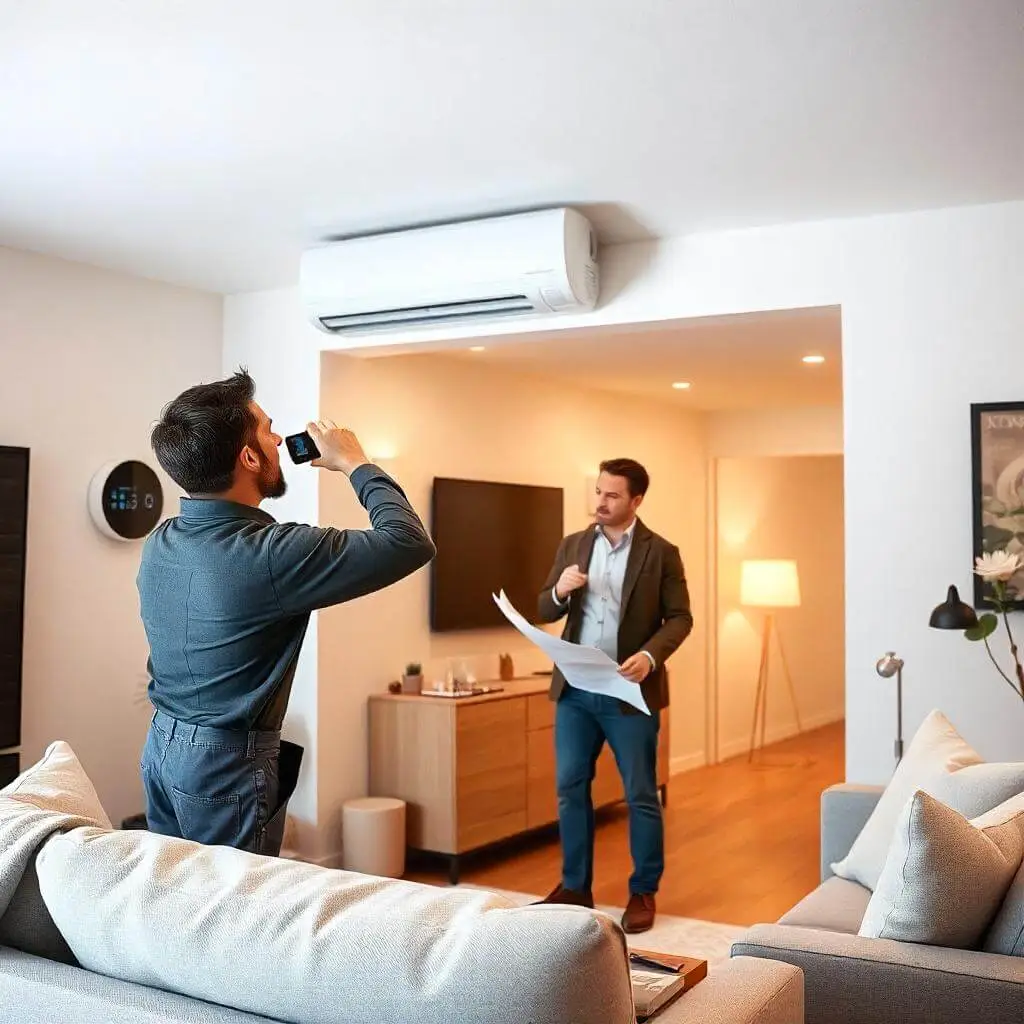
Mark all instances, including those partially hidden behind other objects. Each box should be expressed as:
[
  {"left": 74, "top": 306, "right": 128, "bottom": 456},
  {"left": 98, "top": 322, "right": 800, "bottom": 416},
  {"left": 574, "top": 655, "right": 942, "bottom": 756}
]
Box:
[{"left": 553, "top": 520, "right": 656, "bottom": 671}]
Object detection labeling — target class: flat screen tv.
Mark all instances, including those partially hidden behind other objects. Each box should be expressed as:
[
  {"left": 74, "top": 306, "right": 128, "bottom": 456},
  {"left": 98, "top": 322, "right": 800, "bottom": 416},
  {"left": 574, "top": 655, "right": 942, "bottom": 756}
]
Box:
[
  {"left": 430, "top": 477, "right": 564, "bottom": 632},
  {"left": 0, "top": 447, "right": 28, "bottom": 749}
]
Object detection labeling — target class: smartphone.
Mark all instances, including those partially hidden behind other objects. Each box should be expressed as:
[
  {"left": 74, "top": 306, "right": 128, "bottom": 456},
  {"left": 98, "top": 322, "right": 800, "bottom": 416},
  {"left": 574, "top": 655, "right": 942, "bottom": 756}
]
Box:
[{"left": 285, "top": 431, "right": 321, "bottom": 465}]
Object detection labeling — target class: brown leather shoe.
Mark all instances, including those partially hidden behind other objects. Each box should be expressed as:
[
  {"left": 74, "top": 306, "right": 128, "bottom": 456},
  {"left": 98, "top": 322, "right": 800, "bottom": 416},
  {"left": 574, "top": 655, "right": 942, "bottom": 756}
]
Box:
[
  {"left": 533, "top": 885, "right": 595, "bottom": 909},
  {"left": 621, "top": 893, "right": 656, "bottom": 933}
]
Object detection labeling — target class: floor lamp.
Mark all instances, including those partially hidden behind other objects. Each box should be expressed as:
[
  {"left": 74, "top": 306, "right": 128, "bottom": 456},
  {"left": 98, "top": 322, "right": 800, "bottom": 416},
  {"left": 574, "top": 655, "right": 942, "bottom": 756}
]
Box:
[{"left": 741, "top": 559, "right": 803, "bottom": 761}]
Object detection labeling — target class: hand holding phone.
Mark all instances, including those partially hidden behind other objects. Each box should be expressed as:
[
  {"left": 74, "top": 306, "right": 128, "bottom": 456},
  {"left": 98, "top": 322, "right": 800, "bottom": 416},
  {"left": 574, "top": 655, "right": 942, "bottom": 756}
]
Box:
[
  {"left": 285, "top": 431, "right": 320, "bottom": 464},
  {"left": 290, "top": 420, "right": 369, "bottom": 476}
]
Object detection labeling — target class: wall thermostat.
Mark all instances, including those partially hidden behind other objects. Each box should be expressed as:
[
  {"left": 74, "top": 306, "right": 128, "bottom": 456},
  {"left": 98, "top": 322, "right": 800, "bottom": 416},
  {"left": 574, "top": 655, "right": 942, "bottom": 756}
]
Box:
[{"left": 88, "top": 460, "right": 164, "bottom": 542}]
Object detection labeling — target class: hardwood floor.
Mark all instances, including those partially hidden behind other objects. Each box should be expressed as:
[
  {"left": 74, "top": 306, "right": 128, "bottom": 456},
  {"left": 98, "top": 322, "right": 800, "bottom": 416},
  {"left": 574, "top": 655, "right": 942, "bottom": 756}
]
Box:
[{"left": 406, "top": 721, "right": 845, "bottom": 926}]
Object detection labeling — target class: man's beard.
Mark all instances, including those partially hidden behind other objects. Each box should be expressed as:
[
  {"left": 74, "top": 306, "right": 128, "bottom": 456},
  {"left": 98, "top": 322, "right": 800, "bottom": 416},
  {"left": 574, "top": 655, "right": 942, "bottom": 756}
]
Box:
[{"left": 258, "top": 460, "right": 287, "bottom": 500}]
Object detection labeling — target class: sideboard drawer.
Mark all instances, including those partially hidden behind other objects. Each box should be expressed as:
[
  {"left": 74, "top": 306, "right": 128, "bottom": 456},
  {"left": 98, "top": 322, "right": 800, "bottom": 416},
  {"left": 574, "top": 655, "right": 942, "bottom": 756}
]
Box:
[
  {"left": 527, "top": 692, "right": 556, "bottom": 731},
  {"left": 456, "top": 698, "right": 527, "bottom": 775}
]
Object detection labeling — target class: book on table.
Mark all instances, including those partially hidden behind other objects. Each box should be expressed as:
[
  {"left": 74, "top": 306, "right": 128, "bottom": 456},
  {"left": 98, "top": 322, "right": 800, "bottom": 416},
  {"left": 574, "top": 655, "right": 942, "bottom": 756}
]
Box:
[{"left": 629, "top": 950, "right": 707, "bottom": 1022}]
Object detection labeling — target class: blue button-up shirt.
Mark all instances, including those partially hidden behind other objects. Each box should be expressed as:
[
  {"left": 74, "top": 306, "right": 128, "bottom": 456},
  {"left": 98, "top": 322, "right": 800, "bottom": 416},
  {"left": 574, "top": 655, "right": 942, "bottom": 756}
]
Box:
[
  {"left": 136, "top": 465, "right": 435, "bottom": 732},
  {"left": 553, "top": 520, "right": 655, "bottom": 669},
  {"left": 577, "top": 520, "right": 636, "bottom": 659}
]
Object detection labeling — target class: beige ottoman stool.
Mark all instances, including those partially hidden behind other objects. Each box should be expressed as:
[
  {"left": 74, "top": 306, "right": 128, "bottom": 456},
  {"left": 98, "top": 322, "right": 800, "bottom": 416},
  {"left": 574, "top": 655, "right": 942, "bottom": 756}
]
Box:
[{"left": 341, "top": 796, "right": 407, "bottom": 878}]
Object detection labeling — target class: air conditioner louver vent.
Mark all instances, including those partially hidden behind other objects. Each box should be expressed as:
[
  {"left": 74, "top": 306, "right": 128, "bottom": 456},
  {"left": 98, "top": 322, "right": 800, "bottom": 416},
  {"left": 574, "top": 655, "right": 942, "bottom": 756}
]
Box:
[{"left": 320, "top": 295, "right": 534, "bottom": 333}]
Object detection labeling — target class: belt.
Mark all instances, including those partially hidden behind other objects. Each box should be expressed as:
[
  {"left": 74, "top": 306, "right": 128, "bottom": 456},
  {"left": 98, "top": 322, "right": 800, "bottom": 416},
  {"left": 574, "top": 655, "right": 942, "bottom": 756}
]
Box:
[{"left": 151, "top": 709, "right": 281, "bottom": 757}]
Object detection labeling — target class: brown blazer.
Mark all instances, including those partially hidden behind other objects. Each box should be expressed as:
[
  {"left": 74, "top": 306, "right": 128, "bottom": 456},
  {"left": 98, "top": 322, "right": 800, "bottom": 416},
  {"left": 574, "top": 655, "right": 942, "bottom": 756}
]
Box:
[{"left": 537, "top": 519, "right": 693, "bottom": 714}]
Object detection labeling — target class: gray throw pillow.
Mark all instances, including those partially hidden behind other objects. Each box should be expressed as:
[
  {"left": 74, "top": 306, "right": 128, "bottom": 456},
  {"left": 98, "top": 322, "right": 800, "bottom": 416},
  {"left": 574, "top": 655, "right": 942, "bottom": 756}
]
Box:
[
  {"left": 860, "top": 790, "right": 1024, "bottom": 948},
  {"left": 983, "top": 856, "right": 1024, "bottom": 955}
]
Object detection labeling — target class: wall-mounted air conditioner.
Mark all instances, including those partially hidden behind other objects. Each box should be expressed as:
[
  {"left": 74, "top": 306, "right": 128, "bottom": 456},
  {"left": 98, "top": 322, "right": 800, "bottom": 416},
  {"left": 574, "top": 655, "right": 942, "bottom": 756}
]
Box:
[{"left": 300, "top": 207, "right": 599, "bottom": 336}]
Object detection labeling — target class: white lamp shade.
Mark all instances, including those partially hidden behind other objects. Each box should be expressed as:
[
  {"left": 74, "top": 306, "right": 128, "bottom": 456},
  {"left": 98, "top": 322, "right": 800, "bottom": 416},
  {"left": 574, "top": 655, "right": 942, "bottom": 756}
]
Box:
[{"left": 740, "top": 559, "right": 801, "bottom": 608}]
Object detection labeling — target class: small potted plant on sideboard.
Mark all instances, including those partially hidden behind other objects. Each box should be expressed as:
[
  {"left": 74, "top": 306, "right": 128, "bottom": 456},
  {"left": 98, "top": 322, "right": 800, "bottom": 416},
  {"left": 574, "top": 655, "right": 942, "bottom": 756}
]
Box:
[{"left": 402, "top": 662, "right": 424, "bottom": 695}]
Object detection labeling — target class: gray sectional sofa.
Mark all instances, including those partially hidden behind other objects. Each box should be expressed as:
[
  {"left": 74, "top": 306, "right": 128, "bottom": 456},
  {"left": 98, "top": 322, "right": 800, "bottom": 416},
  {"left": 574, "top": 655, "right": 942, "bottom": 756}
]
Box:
[{"left": 733, "top": 783, "right": 1024, "bottom": 1024}]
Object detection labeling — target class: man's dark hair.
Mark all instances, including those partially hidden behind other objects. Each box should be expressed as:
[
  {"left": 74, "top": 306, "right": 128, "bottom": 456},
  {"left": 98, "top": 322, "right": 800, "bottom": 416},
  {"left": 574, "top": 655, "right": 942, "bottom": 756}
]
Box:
[
  {"left": 599, "top": 458, "right": 650, "bottom": 498},
  {"left": 150, "top": 370, "right": 259, "bottom": 495}
]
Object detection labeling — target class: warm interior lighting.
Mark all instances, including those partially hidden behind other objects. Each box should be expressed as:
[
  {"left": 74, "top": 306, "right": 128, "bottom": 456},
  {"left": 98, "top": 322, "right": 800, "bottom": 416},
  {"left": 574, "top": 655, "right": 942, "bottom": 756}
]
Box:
[
  {"left": 469, "top": 346, "right": 486, "bottom": 352},
  {"left": 740, "top": 560, "right": 801, "bottom": 608},
  {"left": 671, "top": 381, "right": 691, "bottom": 390},
  {"left": 801, "top": 354, "right": 825, "bottom": 365}
]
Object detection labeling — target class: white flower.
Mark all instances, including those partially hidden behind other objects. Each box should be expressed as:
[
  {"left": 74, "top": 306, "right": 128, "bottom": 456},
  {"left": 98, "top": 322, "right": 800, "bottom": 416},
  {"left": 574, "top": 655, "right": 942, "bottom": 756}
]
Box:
[{"left": 974, "top": 550, "right": 1023, "bottom": 582}]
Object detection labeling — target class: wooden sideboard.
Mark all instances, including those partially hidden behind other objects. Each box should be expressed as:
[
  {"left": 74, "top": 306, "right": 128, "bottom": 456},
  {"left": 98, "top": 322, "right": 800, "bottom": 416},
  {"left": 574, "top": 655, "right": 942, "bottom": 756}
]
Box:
[{"left": 368, "top": 677, "right": 669, "bottom": 882}]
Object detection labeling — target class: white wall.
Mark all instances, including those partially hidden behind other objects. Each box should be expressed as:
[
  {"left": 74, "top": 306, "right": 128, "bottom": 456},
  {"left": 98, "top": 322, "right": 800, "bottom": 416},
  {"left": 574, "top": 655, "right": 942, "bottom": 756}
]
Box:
[
  {"left": 225, "top": 198, "right": 1024, "bottom": 853},
  {"left": 715, "top": 455, "right": 845, "bottom": 759},
  {"left": 221, "top": 286, "right": 323, "bottom": 857},
  {"left": 0, "top": 245, "right": 222, "bottom": 825},
  {"left": 707, "top": 406, "right": 843, "bottom": 457},
  {"left": 315, "top": 352, "right": 708, "bottom": 857}
]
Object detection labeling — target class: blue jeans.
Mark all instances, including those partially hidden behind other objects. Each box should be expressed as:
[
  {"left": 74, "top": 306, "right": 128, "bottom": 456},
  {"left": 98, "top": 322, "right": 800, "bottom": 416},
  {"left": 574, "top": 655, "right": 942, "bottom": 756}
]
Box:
[
  {"left": 555, "top": 685, "right": 664, "bottom": 895},
  {"left": 141, "top": 710, "right": 282, "bottom": 855}
]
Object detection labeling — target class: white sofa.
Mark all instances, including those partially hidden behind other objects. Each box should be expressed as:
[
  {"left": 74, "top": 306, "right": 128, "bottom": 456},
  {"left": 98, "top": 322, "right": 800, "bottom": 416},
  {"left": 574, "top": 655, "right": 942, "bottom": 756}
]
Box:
[{"left": 0, "top": 742, "right": 803, "bottom": 1024}]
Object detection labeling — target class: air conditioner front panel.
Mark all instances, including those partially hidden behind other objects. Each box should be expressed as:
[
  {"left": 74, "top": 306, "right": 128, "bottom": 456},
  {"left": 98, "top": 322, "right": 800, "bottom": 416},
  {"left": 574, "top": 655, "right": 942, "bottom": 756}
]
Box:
[{"left": 301, "top": 207, "right": 598, "bottom": 335}]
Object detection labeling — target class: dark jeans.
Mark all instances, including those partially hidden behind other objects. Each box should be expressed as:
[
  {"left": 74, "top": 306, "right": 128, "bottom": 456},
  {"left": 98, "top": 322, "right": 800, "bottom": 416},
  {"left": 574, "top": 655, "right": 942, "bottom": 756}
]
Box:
[
  {"left": 141, "top": 710, "right": 284, "bottom": 855},
  {"left": 555, "top": 685, "right": 664, "bottom": 895}
]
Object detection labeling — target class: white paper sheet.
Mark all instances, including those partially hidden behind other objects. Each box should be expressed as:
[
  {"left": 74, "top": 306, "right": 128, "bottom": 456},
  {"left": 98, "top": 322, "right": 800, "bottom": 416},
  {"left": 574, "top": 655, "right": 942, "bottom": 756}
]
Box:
[{"left": 492, "top": 590, "right": 651, "bottom": 715}]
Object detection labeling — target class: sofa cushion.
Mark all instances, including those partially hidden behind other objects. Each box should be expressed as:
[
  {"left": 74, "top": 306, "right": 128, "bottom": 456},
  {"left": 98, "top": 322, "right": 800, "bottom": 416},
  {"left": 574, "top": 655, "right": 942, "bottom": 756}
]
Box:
[
  {"left": 0, "top": 741, "right": 111, "bottom": 964},
  {"left": 778, "top": 877, "right": 871, "bottom": 934},
  {"left": 830, "top": 709, "right": 1024, "bottom": 891},
  {"left": 859, "top": 789, "right": 1024, "bottom": 948},
  {"left": 0, "top": 947, "right": 276, "bottom": 1024},
  {"left": 36, "top": 827, "right": 635, "bottom": 1024}
]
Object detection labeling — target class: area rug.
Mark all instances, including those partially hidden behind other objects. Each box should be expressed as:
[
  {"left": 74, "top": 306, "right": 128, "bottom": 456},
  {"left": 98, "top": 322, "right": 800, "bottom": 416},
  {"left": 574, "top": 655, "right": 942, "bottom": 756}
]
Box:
[{"left": 458, "top": 885, "right": 744, "bottom": 964}]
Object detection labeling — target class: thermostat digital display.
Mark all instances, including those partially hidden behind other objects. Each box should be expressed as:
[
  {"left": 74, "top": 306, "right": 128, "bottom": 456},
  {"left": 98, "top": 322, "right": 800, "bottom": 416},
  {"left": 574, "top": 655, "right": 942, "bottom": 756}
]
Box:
[{"left": 88, "top": 460, "right": 163, "bottom": 541}]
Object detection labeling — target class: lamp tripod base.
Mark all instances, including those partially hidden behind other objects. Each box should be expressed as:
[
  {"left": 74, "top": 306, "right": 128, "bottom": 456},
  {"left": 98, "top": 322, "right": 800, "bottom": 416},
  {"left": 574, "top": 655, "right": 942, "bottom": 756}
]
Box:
[{"left": 748, "top": 613, "right": 804, "bottom": 765}]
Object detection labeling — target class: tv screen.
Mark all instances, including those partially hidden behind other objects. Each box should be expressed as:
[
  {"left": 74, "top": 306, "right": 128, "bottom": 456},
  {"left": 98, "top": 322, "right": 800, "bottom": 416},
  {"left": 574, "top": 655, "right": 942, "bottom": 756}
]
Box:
[
  {"left": 430, "top": 477, "right": 564, "bottom": 632},
  {"left": 0, "top": 447, "right": 29, "bottom": 749}
]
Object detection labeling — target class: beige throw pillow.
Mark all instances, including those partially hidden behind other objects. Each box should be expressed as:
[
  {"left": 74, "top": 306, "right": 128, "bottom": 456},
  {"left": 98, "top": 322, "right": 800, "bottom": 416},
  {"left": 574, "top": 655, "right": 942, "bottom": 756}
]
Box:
[
  {"left": 0, "top": 741, "right": 112, "bottom": 962},
  {"left": 859, "top": 790, "right": 1024, "bottom": 947},
  {"left": 831, "top": 709, "right": 1024, "bottom": 890},
  {"left": 37, "top": 827, "right": 635, "bottom": 1024}
]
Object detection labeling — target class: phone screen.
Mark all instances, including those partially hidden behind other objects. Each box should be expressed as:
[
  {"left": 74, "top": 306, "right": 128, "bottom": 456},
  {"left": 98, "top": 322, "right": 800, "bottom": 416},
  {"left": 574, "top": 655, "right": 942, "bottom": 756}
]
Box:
[{"left": 285, "top": 431, "right": 320, "bottom": 464}]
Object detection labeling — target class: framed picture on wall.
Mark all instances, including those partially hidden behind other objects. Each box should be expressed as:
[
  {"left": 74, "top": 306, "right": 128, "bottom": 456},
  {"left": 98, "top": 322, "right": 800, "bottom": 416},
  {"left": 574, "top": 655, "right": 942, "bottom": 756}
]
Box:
[{"left": 971, "top": 402, "right": 1024, "bottom": 611}]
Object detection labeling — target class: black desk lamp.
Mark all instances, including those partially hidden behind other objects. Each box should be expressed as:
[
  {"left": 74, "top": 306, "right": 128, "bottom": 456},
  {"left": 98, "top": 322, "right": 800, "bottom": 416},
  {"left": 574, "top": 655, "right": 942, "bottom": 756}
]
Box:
[{"left": 928, "top": 585, "right": 980, "bottom": 631}]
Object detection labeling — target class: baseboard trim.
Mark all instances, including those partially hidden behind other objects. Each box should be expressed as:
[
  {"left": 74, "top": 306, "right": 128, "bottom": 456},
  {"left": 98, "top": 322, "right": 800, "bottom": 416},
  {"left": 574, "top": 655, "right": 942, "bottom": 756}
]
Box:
[
  {"left": 718, "top": 708, "right": 844, "bottom": 762},
  {"left": 278, "top": 849, "right": 345, "bottom": 869},
  {"left": 670, "top": 751, "right": 707, "bottom": 776},
  {"left": 311, "top": 852, "right": 345, "bottom": 870}
]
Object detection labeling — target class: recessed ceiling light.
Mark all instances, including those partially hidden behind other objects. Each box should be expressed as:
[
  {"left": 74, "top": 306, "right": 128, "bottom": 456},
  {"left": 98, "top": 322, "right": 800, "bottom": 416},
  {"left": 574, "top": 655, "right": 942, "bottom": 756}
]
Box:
[
  {"left": 671, "top": 381, "right": 691, "bottom": 390},
  {"left": 468, "top": 346, "right": 486, "bottom": 353},
  {"left": 802, "top": 354, "right": 825, "bottom": 364}
]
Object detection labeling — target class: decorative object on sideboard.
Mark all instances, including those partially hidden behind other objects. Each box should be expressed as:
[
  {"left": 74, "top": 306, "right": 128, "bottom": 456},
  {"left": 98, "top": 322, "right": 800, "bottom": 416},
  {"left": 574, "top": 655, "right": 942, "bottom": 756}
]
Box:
[
  {"left": 874, "top": 651, "right": 905, "bottom": 762},
  {"left": 930, "top": 552, "right": 1024, "bottom": 705},
  {"left": 499, "top": 653, "right": 515, "bottom": 681},
  {"left": 401, "top": 663, "right": 423, "bottom": 695},
  {"left": 970, "top": 401, "right": 1024, "bottom": 611},
  {"left": 739, "top": 559, "right": 803, "bottom": 761}
]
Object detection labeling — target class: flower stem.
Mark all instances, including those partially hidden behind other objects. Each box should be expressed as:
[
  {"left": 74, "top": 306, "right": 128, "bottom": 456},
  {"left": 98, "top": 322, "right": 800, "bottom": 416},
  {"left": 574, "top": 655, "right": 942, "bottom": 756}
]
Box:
[
  {"left": 983, "top": 635, "right": 1024, "bottom": 700},
  {"left": 1000, "top": 610, "right": 1024, "bottom": 699}
]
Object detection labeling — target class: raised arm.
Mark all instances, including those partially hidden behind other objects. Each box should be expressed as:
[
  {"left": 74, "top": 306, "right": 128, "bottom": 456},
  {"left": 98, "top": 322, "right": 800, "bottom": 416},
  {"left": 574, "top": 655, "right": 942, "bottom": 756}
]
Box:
[
  {"left": 267, "top": 465, "right": 434, "bottom": 615},
  {"left": 267, "top": 421, "right": 434, "bottom": 615}
]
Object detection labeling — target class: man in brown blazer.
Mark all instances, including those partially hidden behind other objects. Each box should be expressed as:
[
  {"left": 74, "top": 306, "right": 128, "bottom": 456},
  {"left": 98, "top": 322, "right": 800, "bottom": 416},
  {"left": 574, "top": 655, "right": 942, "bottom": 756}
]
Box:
[{"left": 536, "top": 458, "right": 692, "bottom": 933}]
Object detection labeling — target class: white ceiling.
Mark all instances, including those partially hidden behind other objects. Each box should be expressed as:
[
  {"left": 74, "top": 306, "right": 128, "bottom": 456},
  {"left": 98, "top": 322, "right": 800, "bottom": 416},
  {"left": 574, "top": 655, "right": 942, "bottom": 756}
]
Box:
[
  {"left": 2, "top": 1, "right": 1022, "bottom": 294},
  {"left": 370, "top": 306, "right": 843, "bottom": 412}
]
